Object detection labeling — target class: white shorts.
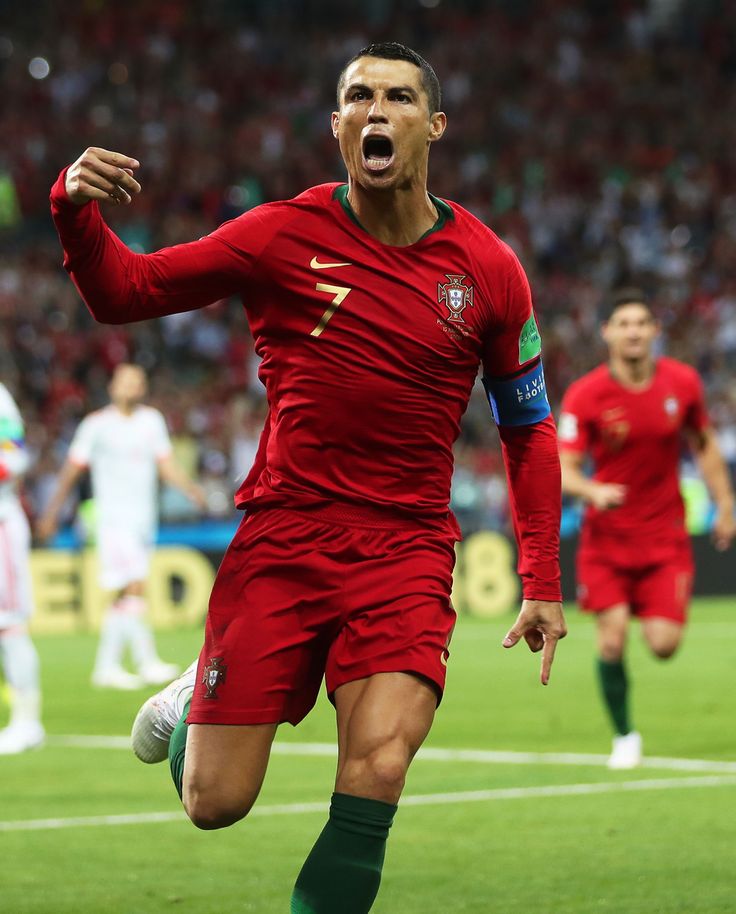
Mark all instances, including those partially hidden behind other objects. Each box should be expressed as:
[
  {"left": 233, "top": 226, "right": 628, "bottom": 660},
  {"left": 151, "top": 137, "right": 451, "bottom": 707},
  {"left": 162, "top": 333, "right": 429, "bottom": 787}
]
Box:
[
  {"left": 97, "top": 527, "right": 152, "bottom": 591},
  {"left": 0, "top": 502, "right": 34, "bottom": 629}
]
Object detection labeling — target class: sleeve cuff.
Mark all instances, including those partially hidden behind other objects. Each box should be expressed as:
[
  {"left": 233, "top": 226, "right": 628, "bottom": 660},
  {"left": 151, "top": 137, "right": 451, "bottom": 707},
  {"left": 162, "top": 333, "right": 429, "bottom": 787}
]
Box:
[{"left": 522, "top": 585, "right": 563, "bottom": 603}]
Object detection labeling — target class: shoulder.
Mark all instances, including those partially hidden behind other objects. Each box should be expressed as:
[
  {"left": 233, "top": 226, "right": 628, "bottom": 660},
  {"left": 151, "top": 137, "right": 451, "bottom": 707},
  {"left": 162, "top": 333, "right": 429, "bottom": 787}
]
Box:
[
  {"left": 137, "top": 405, "right": 168, "bottom": 425},
  {"left": 77, "top": 407, "right": 107, "bottom": 430},
  {"left": 563, "top": 365, "right": 609, "bottom": 403},
  {"left": 658, "top": 356, "right": 701, "bottom": 388},
  {"left": 221, "top": 184, "right": 339, "bottom": 231},
  {"left": 0, "top": 383, "right": 19, "bottom": 415},
  {"left": 207, "top": 184, "right": 341, "bottom": 255},
  {"left": 444, "top": 200, "right": 519, "bottom": 266}
]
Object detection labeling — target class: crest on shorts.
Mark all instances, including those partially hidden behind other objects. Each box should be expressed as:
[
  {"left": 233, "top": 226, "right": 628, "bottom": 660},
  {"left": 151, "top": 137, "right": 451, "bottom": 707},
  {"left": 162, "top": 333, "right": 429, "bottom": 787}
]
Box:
[
  {"left": 438, "top": 274, "right": 474, "bottom": 323},
  {"left": 202, "top": 656, "right": 227, "bottom": 700}
]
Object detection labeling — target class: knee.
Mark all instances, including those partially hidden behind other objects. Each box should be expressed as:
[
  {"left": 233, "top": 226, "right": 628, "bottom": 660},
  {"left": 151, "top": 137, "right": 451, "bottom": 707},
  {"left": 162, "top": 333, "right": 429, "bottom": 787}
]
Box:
[
  {"left": 338, "top": 743, "right": 409, "bottom": 804},
  {"left": 183, "top": 783, "right": 258, "bottom": 831},
  {"left": 650, "top": 641, "right": 679, "bottom": 660},
  {"left": 599, "top": 639, "right": 625, "bottom": 663}
]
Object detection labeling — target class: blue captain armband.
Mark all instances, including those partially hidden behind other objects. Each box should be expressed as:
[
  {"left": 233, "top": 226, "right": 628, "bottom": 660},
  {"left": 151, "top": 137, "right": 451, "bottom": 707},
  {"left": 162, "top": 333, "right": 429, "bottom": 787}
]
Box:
[{"left": 482, "top": 358, "right": 551, "bottom": 427}]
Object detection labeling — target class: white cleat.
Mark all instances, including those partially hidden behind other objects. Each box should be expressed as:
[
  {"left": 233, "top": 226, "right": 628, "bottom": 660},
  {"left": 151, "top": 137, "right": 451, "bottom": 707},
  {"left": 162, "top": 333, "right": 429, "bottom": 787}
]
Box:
[
  {"left": 607, "top": 731, "right": 642, "bottom": 770},
  {"left": 139, "top": 661, "right": 181, "bottom": 685},
  {"left": 0, "top": 721, "right": 45, "bottom": 755},
  {"left": 131, "top": 659, "right": 198, "bottom": 763},
  {"left": 92, "top": 666, "right": 144, "bottom": 690}
]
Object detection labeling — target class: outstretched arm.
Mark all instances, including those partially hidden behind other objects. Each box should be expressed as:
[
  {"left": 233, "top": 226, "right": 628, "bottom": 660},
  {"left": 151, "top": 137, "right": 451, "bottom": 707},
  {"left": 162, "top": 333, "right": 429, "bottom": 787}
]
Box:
[
  {"left": 689, "top": 427, "right": 736, "bottom": 551},
  {"left": 559, "top": 448, "right": 626, "bottom": 511},
  {"left": 480, "top": 244, "right": 566, "bottom": 683},
  {"left": 496, "top": 416, "right": 567, "bottom": 684},
  {"left": 157, "top": 456, "right": 208, "bottom": 512},
  {"left": 50, "top": 147, "right": 253, "bottom": 324},
  {"left": 36, "top": 461, "right": 85, "bottom": 542}
]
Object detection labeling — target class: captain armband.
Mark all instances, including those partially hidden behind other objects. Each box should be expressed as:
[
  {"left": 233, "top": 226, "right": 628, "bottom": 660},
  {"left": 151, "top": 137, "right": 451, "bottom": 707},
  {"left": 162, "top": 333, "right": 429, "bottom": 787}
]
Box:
[{"left": 482, "top": 358, "right": 551, "bottom": 427}]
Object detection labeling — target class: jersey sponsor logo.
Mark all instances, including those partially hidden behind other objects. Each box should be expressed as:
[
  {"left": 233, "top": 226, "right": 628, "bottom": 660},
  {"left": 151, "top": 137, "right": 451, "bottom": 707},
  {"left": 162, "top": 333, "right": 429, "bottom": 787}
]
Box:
[
  {"left": 518, "top": 313, "right": 542, "bottom": 364},
  {"left": 310, "top": 256, "right": 352, "bottom": 270},
  {"left": 437, "top": 274, "right": 474, "bottom": 323},
  {"left": 558, "top": 412, "right": 578, "bottom": 442},
  {"left": 202, "top": 656, "right": 228, "bottom": 700}
]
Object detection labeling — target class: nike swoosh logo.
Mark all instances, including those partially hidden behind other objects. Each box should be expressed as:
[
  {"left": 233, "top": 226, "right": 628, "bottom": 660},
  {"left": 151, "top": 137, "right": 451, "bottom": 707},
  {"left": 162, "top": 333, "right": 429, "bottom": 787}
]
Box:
[{"left": 310, "top": 256, "right": 352, "bottom": 270}]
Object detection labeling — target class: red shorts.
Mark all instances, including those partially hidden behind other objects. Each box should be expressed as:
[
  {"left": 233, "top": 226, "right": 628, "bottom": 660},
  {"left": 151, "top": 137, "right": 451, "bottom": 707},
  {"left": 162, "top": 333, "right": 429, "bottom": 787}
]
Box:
[
  {"left": 576, "top": 535, "right": 693, "bottom": 624},
  {"left": 188, "top": 505, "right": 458, "bottom": 727}
]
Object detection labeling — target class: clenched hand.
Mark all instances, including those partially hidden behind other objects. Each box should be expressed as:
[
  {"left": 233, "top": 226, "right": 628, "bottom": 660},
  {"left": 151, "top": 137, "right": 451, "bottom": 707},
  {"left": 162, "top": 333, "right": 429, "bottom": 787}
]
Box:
[{"left": 64, "top": 147, "right": 141, "bottom": 206}]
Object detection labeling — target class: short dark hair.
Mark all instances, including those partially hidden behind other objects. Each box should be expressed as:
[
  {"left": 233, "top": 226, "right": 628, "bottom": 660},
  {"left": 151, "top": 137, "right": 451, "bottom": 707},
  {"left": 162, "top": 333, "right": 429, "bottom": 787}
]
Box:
[
  {"left": 605, "top": 287, "right": 653, "bottom": 319},
  {"left": 336, "top": 41, "right": 442, "bottom": 114}
]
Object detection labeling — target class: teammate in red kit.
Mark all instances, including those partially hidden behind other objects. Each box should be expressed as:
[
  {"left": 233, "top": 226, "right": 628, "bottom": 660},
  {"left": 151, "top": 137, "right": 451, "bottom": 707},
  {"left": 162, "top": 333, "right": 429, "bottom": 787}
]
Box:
[
  {"left": 559, "top": 288, "right": 735, "bottom": 769},
  {"left": 51, "top": 43, "right": 566, "bottom": 913}
]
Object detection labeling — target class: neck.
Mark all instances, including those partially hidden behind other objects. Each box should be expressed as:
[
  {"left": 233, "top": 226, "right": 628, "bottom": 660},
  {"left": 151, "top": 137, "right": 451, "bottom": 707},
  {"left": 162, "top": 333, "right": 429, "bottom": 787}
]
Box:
[
  {"left": 609, "top": 355, "right": 655, "bottom": 388},
  {"left": 114, "top": 402, "right": 136, "bottom": 416},
  {"left": 346, "top": 178, "right": 437, "bottom": 246}
]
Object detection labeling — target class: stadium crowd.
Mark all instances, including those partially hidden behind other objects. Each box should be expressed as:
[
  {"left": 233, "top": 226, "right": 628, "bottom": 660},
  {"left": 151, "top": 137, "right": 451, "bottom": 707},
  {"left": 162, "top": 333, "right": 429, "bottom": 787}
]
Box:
[{"left": 2, "top": 0, "right": 736, "bottom": 533}]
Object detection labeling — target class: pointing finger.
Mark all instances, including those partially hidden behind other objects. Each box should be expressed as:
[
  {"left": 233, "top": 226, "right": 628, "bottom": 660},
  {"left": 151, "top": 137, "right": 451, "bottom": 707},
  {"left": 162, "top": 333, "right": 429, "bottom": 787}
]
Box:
[{"left": 540, "top": 634, "right": 559, "bottom": 686}]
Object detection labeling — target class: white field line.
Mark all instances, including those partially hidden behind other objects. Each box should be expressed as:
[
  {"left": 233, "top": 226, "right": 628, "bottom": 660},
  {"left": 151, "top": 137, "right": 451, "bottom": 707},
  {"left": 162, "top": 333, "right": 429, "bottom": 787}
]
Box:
[
  {"left": 46, "top": 735, "right": 736, "bottom": 774},
  {"left": 2, "top": 775, "right": 736, "bottom": 833}
]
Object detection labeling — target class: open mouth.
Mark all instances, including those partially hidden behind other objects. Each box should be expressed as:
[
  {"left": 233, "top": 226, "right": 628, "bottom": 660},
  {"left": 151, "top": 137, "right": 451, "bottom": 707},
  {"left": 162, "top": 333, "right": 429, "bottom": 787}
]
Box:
[{"left": 362, "top": 135, "right": 394, "bottom": 173}]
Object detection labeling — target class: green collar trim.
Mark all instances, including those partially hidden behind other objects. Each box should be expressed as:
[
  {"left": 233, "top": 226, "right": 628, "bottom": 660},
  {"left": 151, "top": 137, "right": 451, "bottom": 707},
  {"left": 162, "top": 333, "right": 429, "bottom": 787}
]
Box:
[{"left": 332, "top": 184, "right": 453, "bottom": 243}]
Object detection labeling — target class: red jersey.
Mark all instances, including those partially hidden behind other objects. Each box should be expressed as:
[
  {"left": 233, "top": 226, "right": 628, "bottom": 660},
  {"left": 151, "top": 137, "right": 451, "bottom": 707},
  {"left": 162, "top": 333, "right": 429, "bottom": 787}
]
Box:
[
  {"left": 51, "top": 175, "right": 561, "bottom": 600},
  {"left": 558, "top": 357, "right": 709, "bottom": 544}
]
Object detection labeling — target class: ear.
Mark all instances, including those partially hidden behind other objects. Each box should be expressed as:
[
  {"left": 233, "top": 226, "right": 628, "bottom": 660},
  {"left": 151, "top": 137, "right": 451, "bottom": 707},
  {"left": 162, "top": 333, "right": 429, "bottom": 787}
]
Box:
[
  {"left": 331, "top": 111, "right": 340, "bottom": 138},
  {"left": 428, "top": 111, "right": 447, "bottom": 143}
]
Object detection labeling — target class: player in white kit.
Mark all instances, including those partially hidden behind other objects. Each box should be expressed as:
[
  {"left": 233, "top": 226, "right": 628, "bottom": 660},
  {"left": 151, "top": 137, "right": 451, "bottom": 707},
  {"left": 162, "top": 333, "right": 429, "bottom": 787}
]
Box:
[
  {"left": 39, "top": 364, "right": 206, "bottom": 689},
  {"left": 0, "top": 383, "right": 44, "bottom": 754}
]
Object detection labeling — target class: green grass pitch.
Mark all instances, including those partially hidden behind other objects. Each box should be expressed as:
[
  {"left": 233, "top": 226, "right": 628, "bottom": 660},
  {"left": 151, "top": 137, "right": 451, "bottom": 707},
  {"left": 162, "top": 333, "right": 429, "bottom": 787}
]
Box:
[{"left": 1, "top": 598, "right": 734, "bottom": 913}]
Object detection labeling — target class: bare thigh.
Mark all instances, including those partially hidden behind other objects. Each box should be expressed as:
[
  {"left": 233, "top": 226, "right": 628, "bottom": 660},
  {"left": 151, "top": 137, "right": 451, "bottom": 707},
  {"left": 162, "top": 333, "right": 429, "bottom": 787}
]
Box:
[
  {"left": 182, "top": 722, "right": 277, "bottom": 830},
  {"left": 641, "top": 616, "right": 684, "bottom": 659},
  {"left": 334, "top": 671, "right": 438, "bottom": 804}
]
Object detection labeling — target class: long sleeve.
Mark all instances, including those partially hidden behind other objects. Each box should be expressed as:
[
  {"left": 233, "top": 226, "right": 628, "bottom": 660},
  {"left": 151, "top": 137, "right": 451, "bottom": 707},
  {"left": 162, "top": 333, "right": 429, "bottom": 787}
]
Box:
[
  {"left": 479, "top": 242, "right": 561, "bottom": 602},
  {"left": 498, "top": 414, "right": 561, "bottom": 602},
  {"left": 49, "top": 169, "right": 266, "bottom": 324}
]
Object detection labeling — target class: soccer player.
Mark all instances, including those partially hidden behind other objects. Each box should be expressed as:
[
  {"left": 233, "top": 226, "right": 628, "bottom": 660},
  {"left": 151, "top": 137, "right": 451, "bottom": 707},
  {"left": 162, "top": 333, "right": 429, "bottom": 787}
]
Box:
[
  {"left": 0, "top": 382, "right": 44, "bottom": 754},
  {"left": 38, "top": 363, "right": 206, "bottom": 689},
  {"left": 558, "top": 288, "right": 736, "bottom": 769},
  {"left": 50, "top": 43, "right": 567, "bottom": 913}
]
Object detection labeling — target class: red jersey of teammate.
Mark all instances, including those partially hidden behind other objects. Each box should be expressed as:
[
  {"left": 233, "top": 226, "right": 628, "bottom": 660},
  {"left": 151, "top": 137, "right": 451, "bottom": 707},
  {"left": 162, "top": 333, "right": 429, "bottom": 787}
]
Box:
[
  {"left": 50, "top": 175, "right": 561, "bottom": 600},
  {"left": 558, "top": 357, "right": 709, "bottom": 545}
]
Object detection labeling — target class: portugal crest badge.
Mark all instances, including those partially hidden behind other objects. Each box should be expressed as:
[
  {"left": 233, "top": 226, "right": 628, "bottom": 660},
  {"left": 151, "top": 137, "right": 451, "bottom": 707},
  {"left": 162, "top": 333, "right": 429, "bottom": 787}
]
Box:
[
  {"left": 438, "top": 274, "right": 474, "bottom": 323},
  {"left": 202, "top": 656, "right": 227, "bottom": 700}
]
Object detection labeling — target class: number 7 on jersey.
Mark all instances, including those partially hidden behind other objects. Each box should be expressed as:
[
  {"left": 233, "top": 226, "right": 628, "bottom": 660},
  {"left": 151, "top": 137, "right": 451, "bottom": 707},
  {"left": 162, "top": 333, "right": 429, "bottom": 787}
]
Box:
[{"left": 310, "top": 283, "right": 352, "bottom": 337}]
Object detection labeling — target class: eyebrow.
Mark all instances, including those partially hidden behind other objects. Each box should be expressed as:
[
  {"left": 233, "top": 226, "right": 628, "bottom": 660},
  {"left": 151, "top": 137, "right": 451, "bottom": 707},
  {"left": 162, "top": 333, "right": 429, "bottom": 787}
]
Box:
[{"left": 344, "top": 82, "right": 418, "bottom": 98}]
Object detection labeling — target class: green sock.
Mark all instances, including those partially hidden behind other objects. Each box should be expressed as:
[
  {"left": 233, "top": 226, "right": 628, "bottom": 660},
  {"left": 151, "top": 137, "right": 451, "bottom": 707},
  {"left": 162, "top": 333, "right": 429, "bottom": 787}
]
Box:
[
  {"left": 597, "top": 658, "right": 631, "bottom": 735},
  {"left": 168, "top": 699, "right": 190, "bottom": 801},
  {"left": 291, "top": 792, "right": 397, "bottom": 914}
]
